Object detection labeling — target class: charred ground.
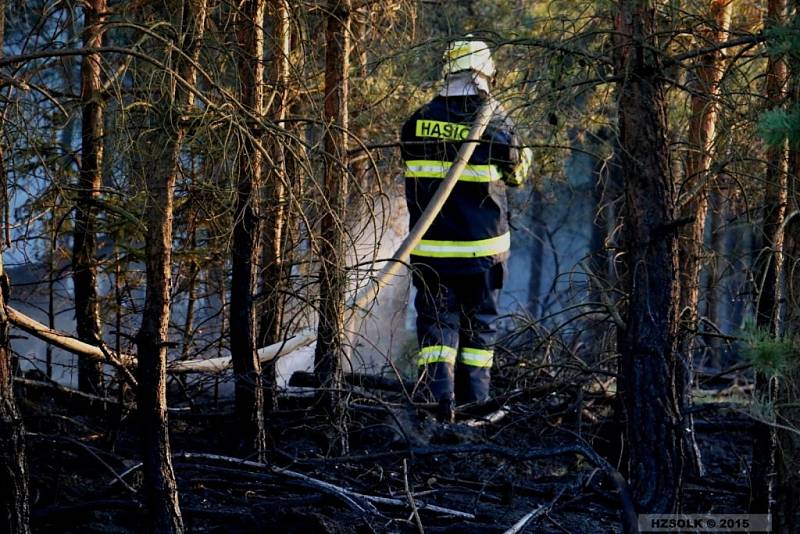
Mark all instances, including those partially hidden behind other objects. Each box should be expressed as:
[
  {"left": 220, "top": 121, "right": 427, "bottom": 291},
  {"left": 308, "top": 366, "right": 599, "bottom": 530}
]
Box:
[{"left": 19, "top": 363, "right": 752, "bottom": 534}]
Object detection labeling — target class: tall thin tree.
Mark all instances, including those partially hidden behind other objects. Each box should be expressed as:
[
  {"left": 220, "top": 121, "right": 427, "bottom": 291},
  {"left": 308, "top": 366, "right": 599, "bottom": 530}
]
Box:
[
  {"left": 259, "top": 0, "right": 292, "bottom": 411},
  {"left": 0, "top": 9, "right": 30, "bottom": 534},
  {"left": 776, "top": 219, "right": 800, "bottom": 530},
  {"left": 774, "top": 12, "right": 800, "bottom": 525},
  {"left": 0, "top": 182, "right": 31, "bottom": 534},
  {"left": 678, "top": 0, "right": 732, "bottom": 335},
  {"left": 135, "top": 0, "right": 208, "bottom": 530},
  {"left": 750, "top": 0, "right": 788, "bottom": 514},
  {"left": 231, "top": 0, "right": 268, "bottom": 459},
  {"left": 0, "top": 6, "right": 31, "bottom": 530},
  {"left": 73, "top": 0, "right": 108, "bottom": 394},
  {"left": 676, "top": 0, "right": 733, "bottom": 477},
  {"left": 614, "top": 0, "right": 686, "bottom": 512},
  {"left": 314, "top": 0, "right": 351, "bottom": 454}
]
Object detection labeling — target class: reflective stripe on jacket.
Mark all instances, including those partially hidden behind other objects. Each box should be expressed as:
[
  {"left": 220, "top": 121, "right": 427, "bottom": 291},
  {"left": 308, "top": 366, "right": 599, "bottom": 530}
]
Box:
[{"left": 400, "top": 94, "right": 524, "bottom": 274}]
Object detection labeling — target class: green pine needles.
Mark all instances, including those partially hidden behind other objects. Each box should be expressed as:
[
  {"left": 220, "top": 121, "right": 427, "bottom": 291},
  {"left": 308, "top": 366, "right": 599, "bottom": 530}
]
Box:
[
  {"left": 758, "top": 106, "right": 800, "bottom": 150},
  {"left": 742, "top": 318, "right": 797, "bottom": 378}
]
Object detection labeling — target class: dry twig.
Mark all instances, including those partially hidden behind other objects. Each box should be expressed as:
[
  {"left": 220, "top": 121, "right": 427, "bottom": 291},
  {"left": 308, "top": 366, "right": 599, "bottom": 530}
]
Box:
[{"left": 403, "top": 458, "right": 424, "bottom": 534}]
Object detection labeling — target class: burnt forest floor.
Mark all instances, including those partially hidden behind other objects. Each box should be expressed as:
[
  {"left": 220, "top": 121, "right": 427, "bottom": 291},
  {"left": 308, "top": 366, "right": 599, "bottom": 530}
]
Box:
[{"left": 18, "top": 374, "right": 754, "bottom": 533}]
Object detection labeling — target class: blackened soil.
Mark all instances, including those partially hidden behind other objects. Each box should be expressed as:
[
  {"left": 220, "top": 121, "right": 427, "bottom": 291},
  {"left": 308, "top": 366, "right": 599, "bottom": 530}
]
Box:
[{"left": 20, "top": 383, "right": 751, "bottom": 533}]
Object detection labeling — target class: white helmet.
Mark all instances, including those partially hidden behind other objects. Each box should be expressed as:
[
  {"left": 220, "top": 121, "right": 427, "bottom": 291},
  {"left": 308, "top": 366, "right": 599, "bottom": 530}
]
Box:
[{"left": 442, "top": 39, "right": 496, "bottom": 80}]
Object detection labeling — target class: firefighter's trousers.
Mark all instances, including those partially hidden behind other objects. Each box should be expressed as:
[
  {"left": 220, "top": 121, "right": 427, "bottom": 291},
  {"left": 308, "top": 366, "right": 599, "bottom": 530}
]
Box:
[{"left": 413, "top": 262, "right": 504, "bottom": 405}]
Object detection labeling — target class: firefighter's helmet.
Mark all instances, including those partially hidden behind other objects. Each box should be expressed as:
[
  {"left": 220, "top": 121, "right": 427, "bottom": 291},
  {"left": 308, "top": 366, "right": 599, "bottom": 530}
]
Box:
[{"left": 442, "top": 39, "right": 496, "bottom": 80}]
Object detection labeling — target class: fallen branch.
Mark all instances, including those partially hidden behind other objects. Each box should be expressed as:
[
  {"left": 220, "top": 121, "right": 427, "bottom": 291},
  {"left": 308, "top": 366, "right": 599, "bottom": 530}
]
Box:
[
  {"left": 7, "top": 305, "right": 315, "bottom": 375},
  {"left": 304, "top": 442, "right": 606, "bottom": 466},
  {"left": 8, "top": 307, "right": 134, "bottom": 368},
  {"left": 502, "top": 504, "right": 547, "bottom": 534},
  {"left": 168, "top": 329, "right": 316, "bottom": 374},
  {"left": 175, "top": 452, "right": 475, "bottom": 519},
  {"left": 173, "top": 458, "right": 376, "bottom": 514},
  {"left": 109, "top": 462, "right": 144, "bottom": 488}
]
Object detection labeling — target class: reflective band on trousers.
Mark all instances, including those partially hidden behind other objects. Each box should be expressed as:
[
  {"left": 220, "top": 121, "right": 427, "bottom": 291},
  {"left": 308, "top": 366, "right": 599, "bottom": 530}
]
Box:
[
  {"left": 412, "top": 232, "right": 510, "bottom": 258},
  {"left": 459, "top": 347, "right": 494, "bottom": 368},
  {"left": 417, "top": 345, "right": 457, "bottom": 366},
  {"left": 405, "top": 160, "right": 502, "bottom": 183}
]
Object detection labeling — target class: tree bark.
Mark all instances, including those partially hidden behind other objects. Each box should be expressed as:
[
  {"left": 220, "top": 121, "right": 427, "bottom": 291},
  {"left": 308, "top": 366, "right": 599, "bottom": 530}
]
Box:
[
  {"left": 776, "top": 222, "right": 800, "bottom": 531},
  {"left": 136, "top": 132, "right": 185, "bottom": 534},
  {"left": 614, "top": 0, "right": 685, "bottom": 512},
  {"left": 0, "top": 29, "right": 31, "bottom": 534},
  {"left": 73, "top": 0, "right": 108, "bottom": 395},
  {"left": 258, "top": 0, "right": 292, "bottom": 412},
  {"left": 231, "top": 0, "right": 267, "bottom": 459},
  {"left": 135, "top": 0, "right": 207, "bottom": 530},
  {"left": 0, "top": 269, "right": 30, "bottom": 534},
  {"left": 350, "top": 5, "right": 370, "bottom": 193},
  {"left": 0, "top": 6, "right": 31, "bottom": 529},
  {"left": 314, "top": 0, "right": 351, "bottom": 454},
  {"left": 678, "top": 0, "right": 732, "bottom": 331},
  {"left": 750, "top": 0, "right": 788, "bottom": 515},
  {"left": 773, "top": 20, "right": 800, "bottom": 527},
  {"left": 675, "top": 0, "right": 733, "bottom": 479}
]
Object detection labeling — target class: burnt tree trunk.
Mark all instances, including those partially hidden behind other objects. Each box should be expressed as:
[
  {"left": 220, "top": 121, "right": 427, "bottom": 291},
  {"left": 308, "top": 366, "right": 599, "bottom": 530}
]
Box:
[
  {"left": 750, "top": 0, "right": 788, "bottom": 515},
  {"left": 314, "top": 0, "right": 351, "bottom": 454},
  {"left": 231, "top": 0, "right": 267, "bottom": 458},
  {"left": 135, "top": 0, "right": 207, "bottom": 531},
  {"left": 73, "top": 0, "right": 108, "bottom": 395},
  {"left": 258, "top": 0, "right": 292, "bottom": 412},
  {"left": 136, "top": 134, "right": 185, "bottom": 534},
  {"left": 0, "top": 9, "right": 31, "bottom": 527},
  {"left": 614, "top": 0, "right": 686, "bottom": 512},
  {"left": 0, "top": 262, "right": 30, "bottom": 534}
]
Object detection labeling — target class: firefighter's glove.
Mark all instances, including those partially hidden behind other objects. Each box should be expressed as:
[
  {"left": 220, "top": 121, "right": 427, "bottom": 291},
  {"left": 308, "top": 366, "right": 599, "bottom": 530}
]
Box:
[{"left": 506, "top": 146, "right": 532, "bottom": 187}]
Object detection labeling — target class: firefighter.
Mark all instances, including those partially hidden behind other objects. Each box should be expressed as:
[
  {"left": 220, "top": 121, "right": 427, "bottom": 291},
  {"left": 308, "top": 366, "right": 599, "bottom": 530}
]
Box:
[{"left": 400, "top": 38, "right": 531, "bottom": 423}]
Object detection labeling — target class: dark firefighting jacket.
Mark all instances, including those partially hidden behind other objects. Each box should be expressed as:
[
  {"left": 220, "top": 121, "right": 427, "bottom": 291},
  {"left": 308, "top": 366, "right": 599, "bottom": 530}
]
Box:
[{"left": 400, "top": 94, "right": 526, "bottom": 275}]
